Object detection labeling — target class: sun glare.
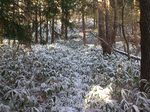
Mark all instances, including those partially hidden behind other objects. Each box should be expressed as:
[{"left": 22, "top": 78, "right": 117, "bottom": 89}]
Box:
[{"left": 84, "top": 85, "right": 113, "bottom": 110}]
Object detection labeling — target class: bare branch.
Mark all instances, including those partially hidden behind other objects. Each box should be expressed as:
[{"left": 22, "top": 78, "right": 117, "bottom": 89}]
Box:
[{"left": 86, "top": 30, "right": 141, "bottom": 61}]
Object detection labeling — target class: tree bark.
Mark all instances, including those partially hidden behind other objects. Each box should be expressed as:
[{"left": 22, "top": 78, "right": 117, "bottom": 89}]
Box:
[
  {"left": 139, "top": 0, "right": 150, "bottom": 91},
  {"left": 94, "top": 16, "right": 96, "bottom": 29},
  {"left": 13, "top": 0, "right": 16, "bottom": 44},
  {"left": 24, "top": 0, "right": 31, "bottom": 48},
  {"left": 111, "top": 0, "right": 118, "bottom": 46},
  {"left": 46, "top": 18, "right": 48, "bottom": 43},
  {"left": 39, "top": 4, "right": 42, "bottom": 44},
  {"left": 35, "top": 0, "right": 38, "bottom": 44},
  {"left": 61, "top": 18, "right": 64, "bottom": 36},
  {"left": 133, "top": 0, "right": 138, "bottom": 46},
  {"left": 122, "top": 4, "right": 130, "bottom": 59},
  {"left": 51, "top": 0, "right": 55, "bottom": 44},
  {"left": 98, "top": 1, "right": 105, "bottom": 40},
  {"left": 93, "top": 0, "right": 97, "bottom": 29},
  {"left": 51, "top": 17, "right": 55, "bottom": 44},
  {"left": 65, "top": 14, "right": 68, "bottom": 40},
  {"left": 82, "top": 0, "right": 86, "bottom": 46},
  {"left": 98, "top": 0, "right": 111, "bottom": 55},
  {"left": 104, "top": 0, "right": 110, "bottom": 43},
  {"left": 61, "top": 0, "right": 64, "bottom": 36}
]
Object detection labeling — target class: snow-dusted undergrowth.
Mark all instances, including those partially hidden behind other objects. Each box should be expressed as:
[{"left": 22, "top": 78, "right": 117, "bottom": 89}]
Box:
[{"left": 0, "top": 35, "right": 150, "bottom": 112}]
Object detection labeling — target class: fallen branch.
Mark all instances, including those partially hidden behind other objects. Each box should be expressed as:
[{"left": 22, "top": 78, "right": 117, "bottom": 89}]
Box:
[
  {"left": 86, "top": 30, "right": 141, "bottom": 61},
  {"left": 114, "top": 49, "right": 141, "bottom": 60}
]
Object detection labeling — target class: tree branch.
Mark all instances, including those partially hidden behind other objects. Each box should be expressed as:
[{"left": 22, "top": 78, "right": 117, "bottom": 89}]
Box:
[{"left": 86, "top": 30, "right": 141, "bottom": 60}]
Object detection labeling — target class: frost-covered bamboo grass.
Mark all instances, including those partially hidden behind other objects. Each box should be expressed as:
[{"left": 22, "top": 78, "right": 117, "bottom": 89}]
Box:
[{"left": 0, "top": 36, "right": 149, "bottom": 112}]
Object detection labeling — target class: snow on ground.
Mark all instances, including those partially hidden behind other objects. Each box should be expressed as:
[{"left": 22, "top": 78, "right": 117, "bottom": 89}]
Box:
[{"left": 0, "top": 34, "right": 149, "bottom": 112}]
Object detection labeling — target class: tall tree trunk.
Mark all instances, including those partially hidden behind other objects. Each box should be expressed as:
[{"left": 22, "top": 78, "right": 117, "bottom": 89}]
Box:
[
  {"left": 35, "top": 1, "right": 38, "bottom": 43},
  {"left": 104, "top": 0, "right": 111, "bottom": 54},
  {"left": 32, "top": 20, "right": 35, "bottom": 34},
  {"left": 93, "top": 16, "right": 96, "bottom": 29},
  {"left": 96, "top": 12, "right": 98, "bottom": 27},
  {"left": 139, "top": 0, "right": 150, "bottom": 91},
  {"left": 93, "top": 0, "right": 97, "bottom": 29},
  {"left": 65, "top": 14, "right": 68, "bottom": 40},
  {"left": 122, "top": 4, "right": 130, "bottom": 59},
  {"left": 46, "top": 18, "right": 48, "bottom": 43},
  {"left": 104, "top": 0, "right": 110, "bottom": 43},
  {"left": 98, "top": 1, "right": 105, "bottom": 39},
  {"left": 111, "top": 0, "right": 118, "bottom": 46},
  {"left": 39, "top": 4, "right": 42, "bottom": 43},
  {"left": 0, "top": 0, "right": 3, "bottom": 44},
  {"left": 13, "top": 0, "right": 16, "bottom": 44},
  {"left": 98, "top": 0, "right": 111, "bottom": 55},
  {"left": 51, "top": 0, "right": 55, "bottom": 44},
  {"left": 133, "top": 0, "right": 138, "bottom": 46},
  {"left": 51, "top": 17, "right": 55, "bottom": 44},
  {"left": 82, "top": 0, "right": 86, "bottom": 46},
  {"left": 24, "top": 0, "right": 31, "bottom": 48},
  {"left": 61, "top": 18, "right": 64, "bottom": 36},
  {"left": 61, "top": 0, "right": 64, "bottom": 36}
]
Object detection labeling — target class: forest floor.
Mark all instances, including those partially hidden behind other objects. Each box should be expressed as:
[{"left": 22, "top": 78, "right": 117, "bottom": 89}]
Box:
[{"left": 0, "top": 30, "right": 150, "bottom": 112}]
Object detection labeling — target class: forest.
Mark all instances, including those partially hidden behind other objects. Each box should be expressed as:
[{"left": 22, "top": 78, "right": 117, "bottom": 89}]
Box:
[{"left": 0, "top": 0, "right": 150, "bottom": 112}]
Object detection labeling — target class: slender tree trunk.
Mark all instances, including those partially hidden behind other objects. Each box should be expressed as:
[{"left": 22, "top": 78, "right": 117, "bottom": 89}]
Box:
[
  {"left": 51, "top": 0, "right": 55, "bottom": 44},
  {"left": 35, "top": 1, "right": 38, "bottom": 43},
  {"left": 96, "top": 12, "right": 98, "bottom": 27},
  {"left": 61, "top": 19, "right": 64, "bottom": 36},
  {"left": 93, "top": 0, "right": 97, "bottom": 29},
  {"left": 65, "top": 14, "right": 68, "bottom": 40},
  {"left": 61, "top": 0, "right": 64, "bottom": 36},
  {"left": 49, "top": 20, "right": 51, "bottom": 34},
  {"left": 51, "top": 17, "right": 55, "bottom": 44},
  {"left": 98, "top": 1, "right": 105, "bottom": 39},
  {"left": 133, "top": 0, "right": 138, "bottom": 46},
  {"left": 111, "top": 0, "right": 118, "bottom": 46},
  {"left": 46, "top": 18, "right": 48, "bottom": 43},
  {"left": 104, "top": 0, "right": 110, "bottom": 43},
  {"left": 139, "top": 0, "right": 150, "bottom": 91},
  {"left": 24, "top": 0, "right": 31, "bottom": 48},
  {"left": 82, "top": 0, "right": 86, "bottom": 46},
  {"left": 32, "top": 20, "right": 35, "bottom": 34},
  {"left": 13, "top": 0, "right": 16, "bottom": 44},
  {"left": 122, "top": 4, "right": 130, "bottom": 59},
  {"left": 98, "top": 0, "right": 111, "bottom": 55},
  {"left": 93, "top": 7, "right": 95, "bottom": 29},
  {"left": 39, "top": 4, "right": 42, "bottom": 43},
  {"left": 0, "top": 0, "right": 3, "bottom": 44}
]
